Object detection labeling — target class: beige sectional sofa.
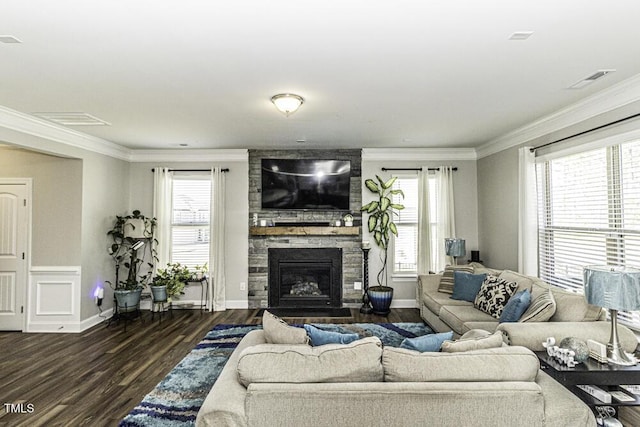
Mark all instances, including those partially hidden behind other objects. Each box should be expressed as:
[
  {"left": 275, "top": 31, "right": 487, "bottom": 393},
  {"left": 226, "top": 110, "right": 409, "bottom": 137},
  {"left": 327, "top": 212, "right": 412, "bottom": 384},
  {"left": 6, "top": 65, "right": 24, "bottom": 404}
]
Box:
[
  {"left": 418, "top": 264, "right": 638, "bottom": 352},
  {"left": 196, "top": 329, "right": 596, "bottom": 427}
]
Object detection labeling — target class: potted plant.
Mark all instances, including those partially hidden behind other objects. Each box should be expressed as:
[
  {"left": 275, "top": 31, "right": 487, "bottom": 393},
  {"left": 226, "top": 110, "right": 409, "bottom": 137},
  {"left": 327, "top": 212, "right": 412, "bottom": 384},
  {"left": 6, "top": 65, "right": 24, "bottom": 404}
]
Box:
[
  {"left": 106, "top": 210, "right": 157, "bottom": 312},
  {"left": 150, "top": 262, "right": 190, "bottom": 303},
  {"left": 361, "top": 175, "right": 404, "bottom": 315},
  {"left": 191, "top": 263, "right": 208, "bottom": 281}
]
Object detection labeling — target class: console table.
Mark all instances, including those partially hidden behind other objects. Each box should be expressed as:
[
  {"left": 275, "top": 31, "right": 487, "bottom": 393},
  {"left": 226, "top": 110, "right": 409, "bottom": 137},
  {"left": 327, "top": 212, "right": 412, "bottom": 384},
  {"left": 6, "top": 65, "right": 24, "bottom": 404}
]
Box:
[{"left": 536, "top": 351, "right": 640, "bottom": 420}]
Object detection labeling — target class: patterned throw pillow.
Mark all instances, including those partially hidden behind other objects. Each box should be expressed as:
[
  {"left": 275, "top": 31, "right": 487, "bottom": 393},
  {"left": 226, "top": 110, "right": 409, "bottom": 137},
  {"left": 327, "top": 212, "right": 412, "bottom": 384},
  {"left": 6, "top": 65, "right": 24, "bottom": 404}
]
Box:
[
  {"left": 438, "top": 265, "right": 474, "bottom": 294},
  {"left": 473, "top": 275, "right": 518, "bottom": 319},
  {"left": 519, "top": 290, "right": 556, "bottom": 322}
]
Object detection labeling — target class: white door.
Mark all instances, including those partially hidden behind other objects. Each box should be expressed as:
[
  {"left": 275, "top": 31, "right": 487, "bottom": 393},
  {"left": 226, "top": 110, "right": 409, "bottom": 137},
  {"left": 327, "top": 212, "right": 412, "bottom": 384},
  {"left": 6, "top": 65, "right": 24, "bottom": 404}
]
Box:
[{"left": 0, "top": 184, "right": 28, "bottom": 331}]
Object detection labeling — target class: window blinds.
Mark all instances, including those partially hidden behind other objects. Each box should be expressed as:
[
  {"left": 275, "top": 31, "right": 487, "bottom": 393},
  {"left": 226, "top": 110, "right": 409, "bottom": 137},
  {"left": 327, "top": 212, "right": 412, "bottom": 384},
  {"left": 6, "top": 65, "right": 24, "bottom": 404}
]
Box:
[
  {"left": 171, "top": 176, "right": 211, "bottom": 267},
  {"left": 393, "top": 177, "right": 418, "bottom": 273},
  {"left": 536, "top": 139, "right": 640, "bottom": 328}
]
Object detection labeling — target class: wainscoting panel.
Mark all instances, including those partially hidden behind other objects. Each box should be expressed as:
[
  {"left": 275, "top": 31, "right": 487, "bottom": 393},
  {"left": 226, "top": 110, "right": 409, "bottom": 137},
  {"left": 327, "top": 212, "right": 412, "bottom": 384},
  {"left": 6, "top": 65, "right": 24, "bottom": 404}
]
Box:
[{"left": 27, "top": 266, "right": 81, "bottom": 333}]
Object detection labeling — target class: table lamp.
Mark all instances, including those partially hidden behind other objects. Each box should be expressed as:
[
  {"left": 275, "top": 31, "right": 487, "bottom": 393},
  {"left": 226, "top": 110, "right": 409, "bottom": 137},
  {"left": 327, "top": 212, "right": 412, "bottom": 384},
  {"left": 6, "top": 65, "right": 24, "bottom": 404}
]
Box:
[
  {"left": 584, "top": 265, "right": 640, "bottom": 366},
  {"left": 445, "top": 238, "right": 466, "bottom": 266}
]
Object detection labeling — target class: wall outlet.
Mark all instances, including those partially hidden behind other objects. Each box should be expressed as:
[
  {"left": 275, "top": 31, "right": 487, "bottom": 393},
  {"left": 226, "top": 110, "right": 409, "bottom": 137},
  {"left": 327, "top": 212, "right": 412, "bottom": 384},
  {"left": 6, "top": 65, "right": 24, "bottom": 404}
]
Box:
[
  {"left": 354, "top": 281, "right": 362, "bottom": 290},
  {"left": 240, "top": 281, "right": 246, "bottom": 291}
]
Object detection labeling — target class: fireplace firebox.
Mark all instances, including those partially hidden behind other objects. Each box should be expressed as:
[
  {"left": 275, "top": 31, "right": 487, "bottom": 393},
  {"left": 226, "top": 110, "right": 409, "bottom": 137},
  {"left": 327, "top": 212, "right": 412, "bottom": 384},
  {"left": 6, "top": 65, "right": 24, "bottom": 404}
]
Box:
[{"left": 268, "top": 248, "right": 342, "bottom": 308}]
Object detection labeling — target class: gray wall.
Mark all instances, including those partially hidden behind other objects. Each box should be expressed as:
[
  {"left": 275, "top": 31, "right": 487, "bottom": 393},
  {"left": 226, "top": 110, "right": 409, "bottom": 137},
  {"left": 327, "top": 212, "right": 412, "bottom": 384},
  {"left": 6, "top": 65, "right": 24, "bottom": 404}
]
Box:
[
  {"left": 128, "top": 160, "right": 249, "bottom": 307},
  {"left": 362, "top": 158, "right": 479, "bottom": 302},
  {"left": 0, "top": 147, "right": 83, "bottom": 266},
  {"left": 476, "top": 146, "right": 519, "bottom": 270}
]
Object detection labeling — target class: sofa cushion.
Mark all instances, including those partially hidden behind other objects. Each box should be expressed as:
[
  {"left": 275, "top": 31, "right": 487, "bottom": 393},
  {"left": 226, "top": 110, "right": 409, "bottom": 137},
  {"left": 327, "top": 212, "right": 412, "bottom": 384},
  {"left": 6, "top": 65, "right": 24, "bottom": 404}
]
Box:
[
  {"left": 498, "top": 270, "right": 535, "bottom": 293},
  {"left": 399, "top": 331, "right": 454, "bottom": 352},
  {"left": 237, "top": 336, "right": 383, "bottom": 387},
  {"left": 468, "top": 262, "right": 502, "bottom": 276},
  {"left": 382, "top": 346, "right": 539, "bottom": 382},
  {"left": 441, "top": 330, "right": 504, "bottom": 353},
  {"left": 438, "top": 265, "right": 474, "bottom": 294},
  {"left": 474, "top": 275, "right": 518, "bottom": 319},
  {"left": 549, "top": 288, "right": 604, "bottom": 322},
  {"left": 439, "top": 305, "right": 497, "bottom": 335},
  {"left": 520, "top": 290, "right": 556, "bottom": 323},
  {"left": 263, "top": 310, "right": 309, "bottom": 344},
  {"left": 451, "top": 271, "right": 487, "bottom": 302},
  {"left": 423, "top": 288, "right": 472, "bottom": 316},
  {"left": 499, "top": 289, "right": 532, "bottom": 323}
]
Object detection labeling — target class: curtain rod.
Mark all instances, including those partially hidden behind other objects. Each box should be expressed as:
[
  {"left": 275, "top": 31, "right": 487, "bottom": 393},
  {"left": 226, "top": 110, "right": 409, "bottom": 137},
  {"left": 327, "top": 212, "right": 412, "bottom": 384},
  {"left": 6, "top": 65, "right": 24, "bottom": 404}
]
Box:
[
  {"left": 530, "top": 112, "right": 640, "bottom": 153},
  {"left": 151, "top": 168, "right": 229, "bottom": 172},
  {"left": 381, "top": 167, "right": 458, "bottom": 172}
]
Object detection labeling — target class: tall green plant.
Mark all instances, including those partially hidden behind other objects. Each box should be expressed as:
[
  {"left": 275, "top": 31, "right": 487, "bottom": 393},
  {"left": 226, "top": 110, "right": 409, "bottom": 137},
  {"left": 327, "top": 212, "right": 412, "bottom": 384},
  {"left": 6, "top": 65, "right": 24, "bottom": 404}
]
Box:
[{"left": 361, "top": 175, "right": 405, "bottom": 287}]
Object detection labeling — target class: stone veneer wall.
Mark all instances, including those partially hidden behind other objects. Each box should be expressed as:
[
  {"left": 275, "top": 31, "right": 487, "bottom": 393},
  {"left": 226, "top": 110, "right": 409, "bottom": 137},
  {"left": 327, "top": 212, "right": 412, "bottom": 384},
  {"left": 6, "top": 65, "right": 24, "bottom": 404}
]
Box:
[{"left": 248, "top": 149, "right": 363, "bottom": 309}]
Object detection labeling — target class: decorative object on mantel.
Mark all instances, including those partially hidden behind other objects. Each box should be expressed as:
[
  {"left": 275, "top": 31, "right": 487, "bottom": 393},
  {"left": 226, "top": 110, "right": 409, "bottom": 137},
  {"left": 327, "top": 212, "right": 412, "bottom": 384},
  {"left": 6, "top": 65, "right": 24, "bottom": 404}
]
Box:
[
  {"left": 584, "top": 265, "right": 640, "bottom": 366},
  {"left": 445, "top": 238, "right": 466, "bottom": 265},
  {"left": 361, "top": 175, "right": 405, "bottom": 315},
  {"left": 271, "top": 93, "right": 304, "bottom": 117},
  {"left": 343, "top": 213, "right": 354, "bottom": 227}
]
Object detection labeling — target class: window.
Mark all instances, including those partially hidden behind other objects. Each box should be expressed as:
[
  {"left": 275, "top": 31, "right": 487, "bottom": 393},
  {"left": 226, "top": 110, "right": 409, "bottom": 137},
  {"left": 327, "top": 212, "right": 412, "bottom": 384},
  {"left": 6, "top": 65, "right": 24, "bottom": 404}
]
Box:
[
  {"left": 171, "top": 175, "right": 211, "bottom": 268},
  {"left": 536, "top": 140, "right": 640, "bottom": 328},
  {"left": 392, "top": 174, "right": 437, "bottom": 274}
]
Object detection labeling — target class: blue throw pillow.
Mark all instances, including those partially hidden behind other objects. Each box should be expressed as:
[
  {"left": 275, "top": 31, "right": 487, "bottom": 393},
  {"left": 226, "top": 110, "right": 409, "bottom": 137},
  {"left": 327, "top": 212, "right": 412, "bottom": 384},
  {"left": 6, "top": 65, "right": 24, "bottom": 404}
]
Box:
[
  {"left": 399, "top": 331, "right": 454, "bottom": 352},
  {"left": 451, "top": 271, "right": 487, "bottom": 302},
  {"left": 499, "top": 289, "right": 532, "bottom": 323},
  {"left": 303, "top": 324, "right": 359, "bottom": 346}
]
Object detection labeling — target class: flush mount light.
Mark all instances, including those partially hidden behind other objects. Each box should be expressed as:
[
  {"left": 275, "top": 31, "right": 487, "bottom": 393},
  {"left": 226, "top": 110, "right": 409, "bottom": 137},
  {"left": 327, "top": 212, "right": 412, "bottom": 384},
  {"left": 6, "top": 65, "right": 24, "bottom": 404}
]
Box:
[{"left": 271, "top": 93, "right": 304, "bottom": 117}]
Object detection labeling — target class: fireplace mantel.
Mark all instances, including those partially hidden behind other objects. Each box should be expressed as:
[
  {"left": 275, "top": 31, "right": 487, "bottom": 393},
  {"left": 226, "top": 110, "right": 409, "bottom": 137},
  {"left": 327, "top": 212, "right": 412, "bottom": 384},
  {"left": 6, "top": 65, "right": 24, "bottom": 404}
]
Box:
[{"left": 250, "top": 226, "right": 360, "bottom": 236}]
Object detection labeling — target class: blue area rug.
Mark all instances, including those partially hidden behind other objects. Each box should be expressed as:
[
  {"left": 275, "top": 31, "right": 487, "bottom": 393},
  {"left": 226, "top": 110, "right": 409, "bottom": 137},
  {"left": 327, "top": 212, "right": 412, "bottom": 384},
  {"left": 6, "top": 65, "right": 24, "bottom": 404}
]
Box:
[{"left": 120, "top": 322, "right": 431, "bottom": 427}]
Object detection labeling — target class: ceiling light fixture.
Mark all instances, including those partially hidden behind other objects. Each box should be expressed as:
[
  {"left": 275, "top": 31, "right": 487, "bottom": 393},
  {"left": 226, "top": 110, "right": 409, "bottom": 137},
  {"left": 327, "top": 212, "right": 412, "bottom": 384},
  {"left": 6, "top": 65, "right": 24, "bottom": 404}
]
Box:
[
  {"left": 271, "top": 93, "right": 304, "bottom": 117},
  {"left": 0, "top": 35, "right": 22, "bottom": 44},
  {"left": 569, "top": 69, "right": 616, "bottom": 89},
  {"left": 509, "top": 31, "right": 534, "bottom": 40}
]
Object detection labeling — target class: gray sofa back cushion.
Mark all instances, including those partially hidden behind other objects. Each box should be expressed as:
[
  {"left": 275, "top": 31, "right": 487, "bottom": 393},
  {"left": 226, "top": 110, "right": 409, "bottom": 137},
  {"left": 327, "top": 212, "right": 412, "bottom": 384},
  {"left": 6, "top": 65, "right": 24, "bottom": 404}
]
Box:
[
  {"left": 382, "top": 346, "right": 539, "bottom": 383},
  {"left": 237, "top": 336, "right": 383, "bottom": 387}
]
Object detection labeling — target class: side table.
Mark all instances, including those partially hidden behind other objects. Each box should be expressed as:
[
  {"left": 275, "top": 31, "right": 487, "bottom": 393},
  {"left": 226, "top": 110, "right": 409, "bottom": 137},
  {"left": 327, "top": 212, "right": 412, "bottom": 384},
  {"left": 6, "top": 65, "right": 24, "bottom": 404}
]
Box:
[{"left": 536, "top": 351, "right": 640, "bottom": 421}]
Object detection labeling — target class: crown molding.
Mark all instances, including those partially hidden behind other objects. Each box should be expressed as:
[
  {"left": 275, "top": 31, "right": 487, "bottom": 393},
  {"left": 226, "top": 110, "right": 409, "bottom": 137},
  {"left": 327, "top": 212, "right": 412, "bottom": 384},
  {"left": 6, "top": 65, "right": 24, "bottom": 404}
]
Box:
[
  {"left": 362, "top": 148, "right": 477, "bottom": 161},
  {"left": 0, "top": 105, "right": 131, "bottom": 160},
  {"left": 128, "top": 148, "right": 248, "bottom": 163},
  {"left": 476, "top": 73, "right": 640, "bottom": 159}
]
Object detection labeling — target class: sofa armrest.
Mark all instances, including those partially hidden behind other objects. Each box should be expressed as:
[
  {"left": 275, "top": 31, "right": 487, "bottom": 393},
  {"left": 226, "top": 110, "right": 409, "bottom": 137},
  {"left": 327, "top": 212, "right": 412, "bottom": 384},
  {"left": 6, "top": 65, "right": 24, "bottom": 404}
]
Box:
[
  {"left": 497, "top": 321, "right": 638, "bottom": 352},
  {"left": 418, "top": 274, "right": 442, "bottom": 303}
]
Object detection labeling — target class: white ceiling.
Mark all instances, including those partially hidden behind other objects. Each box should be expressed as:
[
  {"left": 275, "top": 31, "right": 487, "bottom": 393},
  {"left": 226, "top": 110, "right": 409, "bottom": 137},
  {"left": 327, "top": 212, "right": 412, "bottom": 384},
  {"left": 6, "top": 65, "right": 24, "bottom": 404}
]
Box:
[{"left": 2, "top": 0, "right": 640, "bottom": 151}]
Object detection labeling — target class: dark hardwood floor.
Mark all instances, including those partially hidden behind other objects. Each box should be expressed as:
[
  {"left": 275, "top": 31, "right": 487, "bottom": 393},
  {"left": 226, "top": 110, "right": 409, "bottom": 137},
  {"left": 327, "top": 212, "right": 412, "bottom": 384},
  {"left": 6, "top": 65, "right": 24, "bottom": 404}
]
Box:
[{"left": 0, "top": 308, "right": 422, "bottom": 427}]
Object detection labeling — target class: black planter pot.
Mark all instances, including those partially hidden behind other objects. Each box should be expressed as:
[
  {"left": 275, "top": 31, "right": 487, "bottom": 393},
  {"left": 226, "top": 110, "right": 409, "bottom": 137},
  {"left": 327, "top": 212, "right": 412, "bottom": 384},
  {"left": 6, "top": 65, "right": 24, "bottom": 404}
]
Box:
[{"left": 368, "top": 286, "right": 393, "bottom": 315}]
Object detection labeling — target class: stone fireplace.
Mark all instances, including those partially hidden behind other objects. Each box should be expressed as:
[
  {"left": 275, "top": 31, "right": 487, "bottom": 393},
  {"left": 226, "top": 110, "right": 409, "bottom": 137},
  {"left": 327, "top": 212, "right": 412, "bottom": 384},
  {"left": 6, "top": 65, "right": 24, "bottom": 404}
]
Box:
[
  {"left": 269, "top": 248, "right": 342, "bottom": 308},
  {"left": 248, "top": 149, "right": 363, "bottom": 309}
]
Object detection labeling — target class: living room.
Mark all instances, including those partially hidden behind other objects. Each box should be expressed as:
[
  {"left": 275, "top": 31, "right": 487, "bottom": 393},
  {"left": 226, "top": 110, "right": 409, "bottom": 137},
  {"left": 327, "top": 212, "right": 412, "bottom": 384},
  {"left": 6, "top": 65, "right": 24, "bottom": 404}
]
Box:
[{"left": 2, "top": 2, "right": 640, "bottom": 426}]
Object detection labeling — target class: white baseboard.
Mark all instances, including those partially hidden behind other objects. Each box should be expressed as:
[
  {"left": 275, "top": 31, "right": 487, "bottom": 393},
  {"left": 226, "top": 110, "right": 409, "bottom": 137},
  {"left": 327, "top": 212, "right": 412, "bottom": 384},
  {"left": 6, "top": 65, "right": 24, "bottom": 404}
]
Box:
[
  {"left": 390, "top": 299, "right": 420, "bottom": 309},
  {"left": 80, "top": 308, "right": 113, "bottom": 331}
]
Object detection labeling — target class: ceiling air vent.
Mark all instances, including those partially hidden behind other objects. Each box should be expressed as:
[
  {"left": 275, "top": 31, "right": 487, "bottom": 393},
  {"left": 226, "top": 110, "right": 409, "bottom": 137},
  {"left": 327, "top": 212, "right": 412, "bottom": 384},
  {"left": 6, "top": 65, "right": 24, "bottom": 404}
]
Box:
[
  {"left": 569, "top": 69, "right": 616, "bottom": 89},
  {"left": 0, "top": 35, "right": 22, "bottom": 43},
  {"left": 32, "top": 112, "right": 111, "bottom": 126}
]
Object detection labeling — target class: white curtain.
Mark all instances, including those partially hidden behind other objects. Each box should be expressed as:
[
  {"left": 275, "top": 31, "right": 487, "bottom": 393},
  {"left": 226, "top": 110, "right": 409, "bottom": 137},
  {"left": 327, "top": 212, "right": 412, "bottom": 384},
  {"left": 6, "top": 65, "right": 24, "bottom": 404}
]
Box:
[
  {"left": 209, "top": 167, "right": 226, "bottom": 311},
  {"left": 518, "top": 147, "right": 538, "bottom": 275},
  {"left": 435, "top": 166, "right": 456, "bottom": 271},
  {"left": 153, "top": 167, "right": 173, "bottom": 270},
  {"left": 417, "top": 168, "right": 432, "bottom": 276}
]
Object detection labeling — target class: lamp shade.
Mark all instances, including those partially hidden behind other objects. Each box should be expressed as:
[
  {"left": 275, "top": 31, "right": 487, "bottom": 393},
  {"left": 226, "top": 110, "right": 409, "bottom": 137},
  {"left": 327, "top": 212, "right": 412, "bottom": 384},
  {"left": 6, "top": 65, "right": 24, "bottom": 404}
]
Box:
[
  {"left": 584, "top": 265, "right": 640, "bottom": 311},
  {"left": 445, "top": 238, "right": 466, "bottom": 258}
]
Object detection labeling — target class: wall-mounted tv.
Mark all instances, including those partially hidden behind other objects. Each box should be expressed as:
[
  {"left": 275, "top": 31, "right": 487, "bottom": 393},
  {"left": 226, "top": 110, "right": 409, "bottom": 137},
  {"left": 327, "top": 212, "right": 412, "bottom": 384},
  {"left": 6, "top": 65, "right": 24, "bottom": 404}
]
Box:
[{"left": 261, "top": 159, "right": 351, "bottom": 210}]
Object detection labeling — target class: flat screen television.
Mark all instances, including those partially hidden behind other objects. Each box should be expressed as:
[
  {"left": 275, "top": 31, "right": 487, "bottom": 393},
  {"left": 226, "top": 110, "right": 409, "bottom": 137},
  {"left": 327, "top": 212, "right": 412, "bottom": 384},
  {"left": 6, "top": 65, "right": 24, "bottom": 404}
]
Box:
[{"left": 261, "top": 159, "right": 351, "bottom": 210}]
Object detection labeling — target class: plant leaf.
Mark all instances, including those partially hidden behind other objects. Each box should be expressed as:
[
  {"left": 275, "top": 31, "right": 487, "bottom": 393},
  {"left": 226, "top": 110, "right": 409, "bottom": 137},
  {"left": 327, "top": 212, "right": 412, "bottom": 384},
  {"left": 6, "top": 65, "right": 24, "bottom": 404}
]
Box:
[
  {"left": 361, "top": 201, "right": 373, "bottom": 212},
  {"left": 390, "top": 189, "right": 405, "bottom": 198},
  {"left": 368, "top": 215, "right": 378, "bottom": 233},
  {"left": 381, "top": 212, "right": 389, "bottom": 229},
  {"left": 367, "top": 201, "right": 379, "bottom": 213},
  {"left": 389, "top": 222, "right": 398, "bottom": 236},
  {"left": 365, "top": 179, "right": 379, "bottom": 193},
  {"left": 374, "top": 231, "right": 383, "bottom": 246},
  {"left": 380, "top": 197, "right": 390, "bottom": 212},
  {"left": 390, "top": 203, "right": 405, "bottom": 210},
  {"left": 384, "top": 176, "right": 397, "bottom": 189}
]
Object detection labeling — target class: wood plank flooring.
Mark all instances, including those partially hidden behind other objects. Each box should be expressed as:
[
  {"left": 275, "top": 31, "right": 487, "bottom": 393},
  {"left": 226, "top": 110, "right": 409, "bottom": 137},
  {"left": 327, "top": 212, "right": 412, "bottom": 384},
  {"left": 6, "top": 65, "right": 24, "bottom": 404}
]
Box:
[{"left": 0, "top": 308, "right": 422, "bottom": 427}]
